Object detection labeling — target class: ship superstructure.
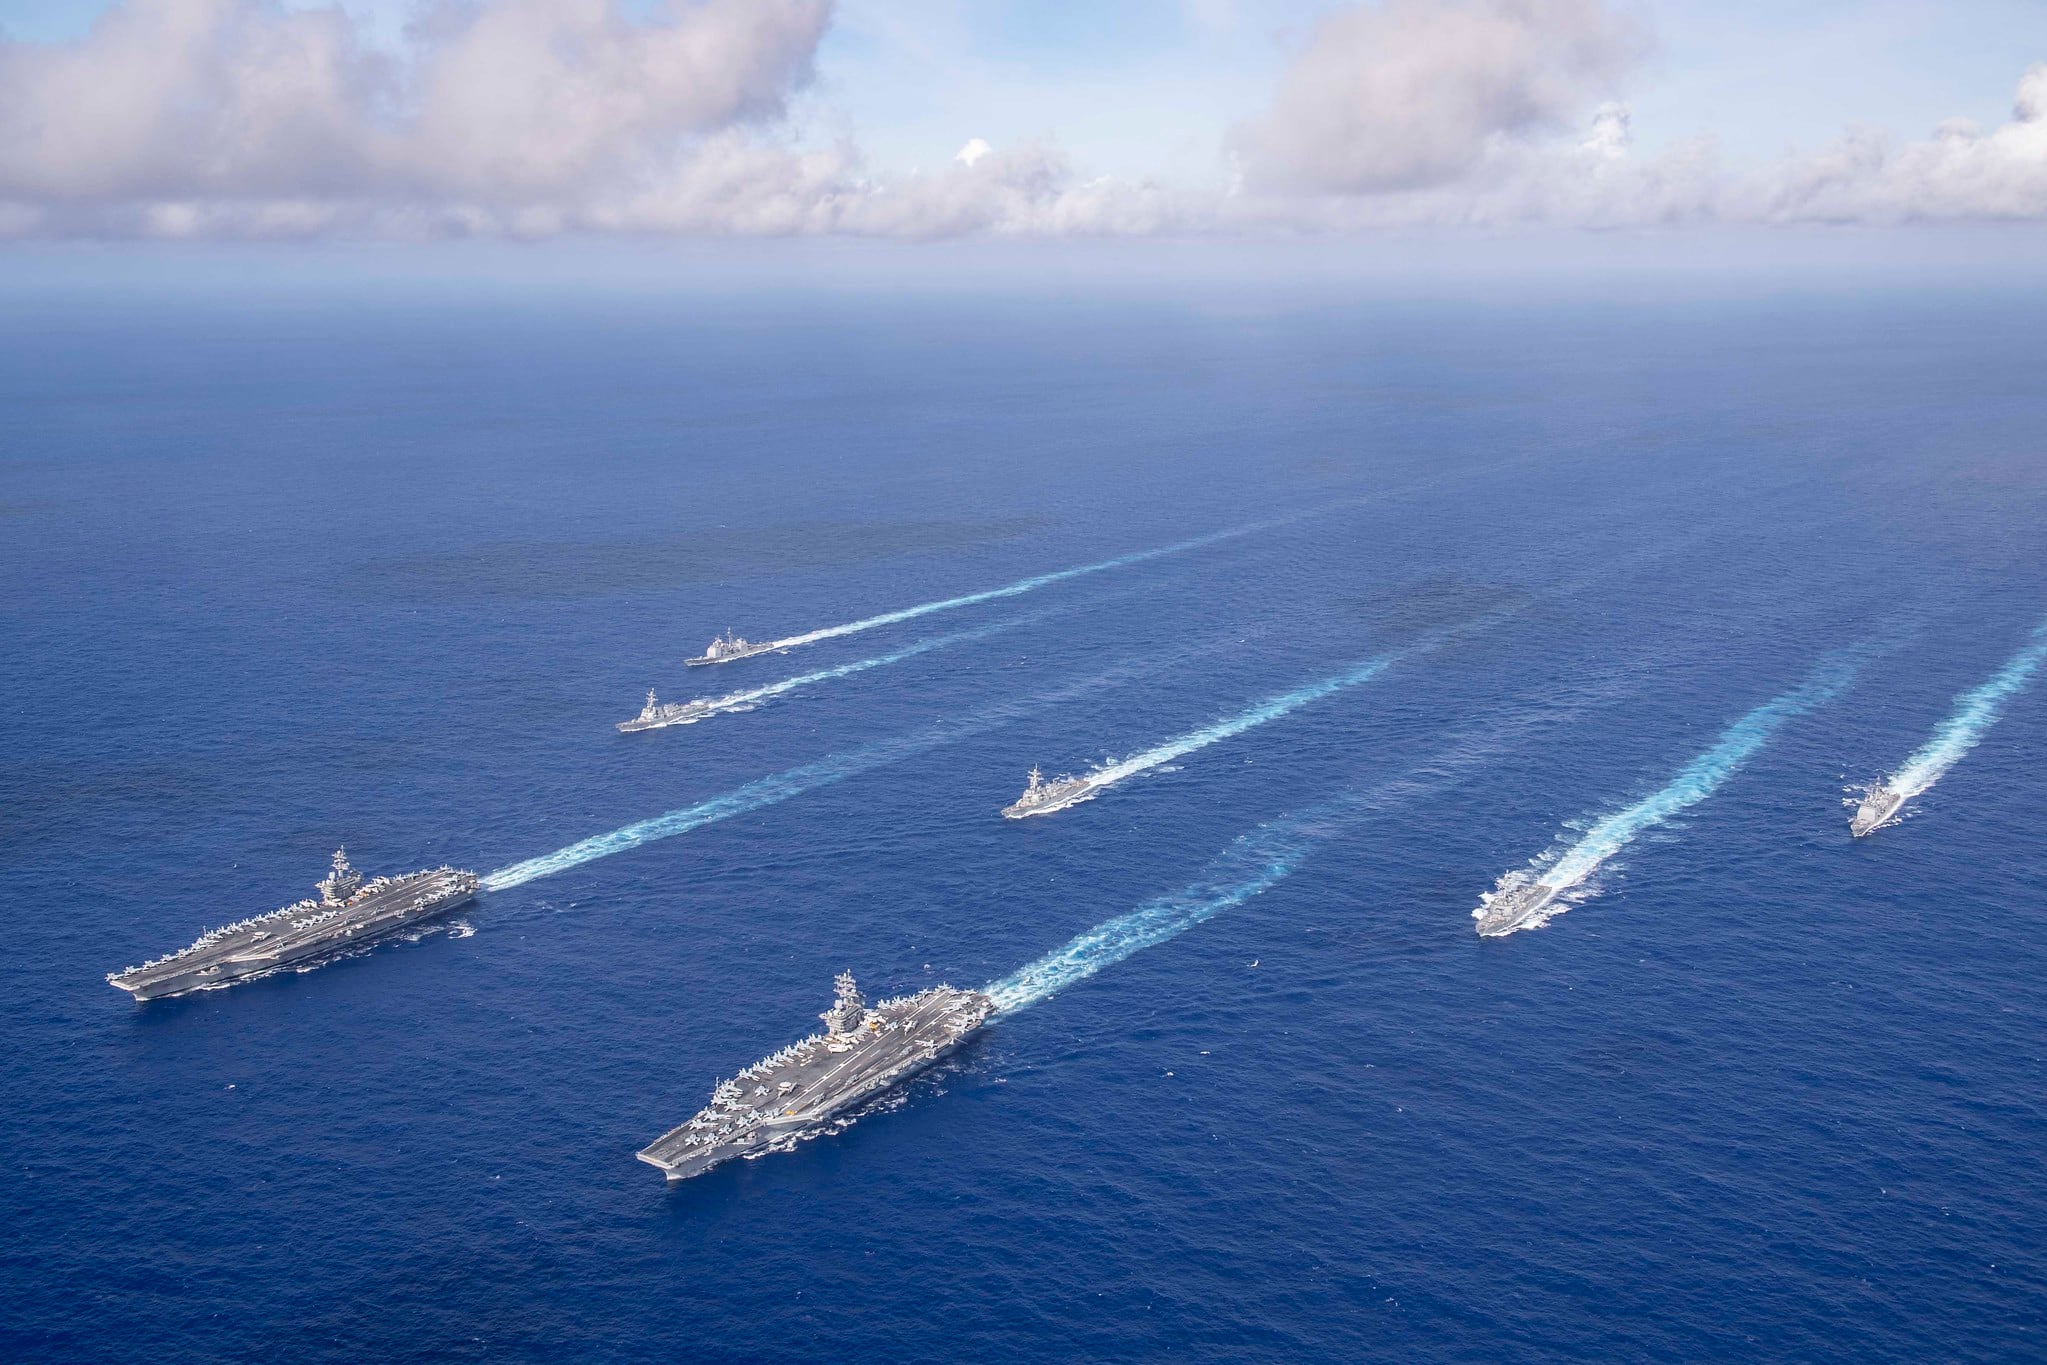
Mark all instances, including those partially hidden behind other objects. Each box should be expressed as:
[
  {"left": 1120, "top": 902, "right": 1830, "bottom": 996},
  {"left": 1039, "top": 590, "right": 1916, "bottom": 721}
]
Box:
[
  {"left": 1001, "top": 764, "right": 1105, "bottom": 819},
  {"left": 685, "top": 629, "right": 780, "bottom": 667},
  {"left": 1850, "top": 782, "right": 1906, "bottom": 837},
  {"left": 618, "top": 688, "right": 722, "bottom": 733},
  {"left": 636, "top": 972, "right": 993, "bottom": 1182},
  {"left": 1473, "top": 879, "right": 1561, "bottom": 937},
  {"left": 107, "top": 849, "right": 479, "bottom": 1001}
]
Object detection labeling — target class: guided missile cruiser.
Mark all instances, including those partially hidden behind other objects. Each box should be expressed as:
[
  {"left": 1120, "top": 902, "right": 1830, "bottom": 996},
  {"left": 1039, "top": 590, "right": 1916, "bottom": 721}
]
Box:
[
  {"left": 685, "top": 629, "right": 780, "bottom": 667},
  {"left": 107, "top": 849, "right": 479, "bottom": 1001},
  {"left": 1850, "top": 781, "right": 1907, "bottom": 837},
  {"left": 1001, "top": 764, "right": 1105, "bottom": 819},
  {"left": 1473, "top": 879, "right": 1561, "bottom": 937},
  {"left": 618, "top": 688, "right": 721, "bottom": 733},
  {"left": 637, "top": 972, "right": 994, "bottom": 1182}
]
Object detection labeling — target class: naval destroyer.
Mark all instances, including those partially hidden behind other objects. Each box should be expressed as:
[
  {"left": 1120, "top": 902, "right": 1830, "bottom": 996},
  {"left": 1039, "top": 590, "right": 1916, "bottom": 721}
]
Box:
[
  {"left": 1001, "top": 764, "right": 1107, "bottom": 819},
  {"left": 618, "top": 688, "right": 722, "bottom": 733},
  {"left": 1850, "top": 781, "right": 1906, "bottom": 837},
  {"left": 108, "top": 849, "right": 479, "bottom": 1001},
  {"left": 685, "top": 629, "right": 780, "bottom": 667},
  {"left": 637, "top": 972, "right": 993, "bottom": 1182},
  {"left": 1473, "top": 878, "right": 1562, "bottom": 937}
]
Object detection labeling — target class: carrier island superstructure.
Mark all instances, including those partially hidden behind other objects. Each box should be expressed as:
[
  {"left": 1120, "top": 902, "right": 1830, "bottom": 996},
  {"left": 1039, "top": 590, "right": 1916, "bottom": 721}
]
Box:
[
  {"left": 107, "top": 849, "right": 478, "bottom": 1001},
  {"left": 685, "top": 629, "right": 781, "bottom": 667},
  {"left": 637, "top": 972, "right": 993, "bottom": 1181}
]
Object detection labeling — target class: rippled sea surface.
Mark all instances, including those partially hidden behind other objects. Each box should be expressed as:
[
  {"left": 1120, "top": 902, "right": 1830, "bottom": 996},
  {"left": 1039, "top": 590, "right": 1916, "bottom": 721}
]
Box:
[{"left": 3, "top": 288, "right": 2044, "bottom": 1361}]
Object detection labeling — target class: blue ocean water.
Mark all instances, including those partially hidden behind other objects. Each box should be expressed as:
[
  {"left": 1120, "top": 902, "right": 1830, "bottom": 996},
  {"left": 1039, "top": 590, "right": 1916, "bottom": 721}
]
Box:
[{"left": 3, "top": 285, "right": 2045, "bottom": 1361}]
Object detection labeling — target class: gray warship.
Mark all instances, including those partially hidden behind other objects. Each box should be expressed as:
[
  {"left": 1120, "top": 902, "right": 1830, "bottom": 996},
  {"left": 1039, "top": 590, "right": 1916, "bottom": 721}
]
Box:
[
  {"left": 108, "top": 849, "right": 479, "bottom": 1001},
  {"left": 685, "top": 629, "right": 780, "bottom": 667},
  {"left": 618, "top": 688, "right": 721, "bottom": 733},
  {"left": 1473, "top": 878, "right": 1561, "bottom": 937},
  {"left": 1001, "top": 764, "right": 1105, "bottom": 819},
  {"left": 1850, "top": 781, "right": 1906, "bottom": 837},
  {"left": 637, "top": 972, "right": 993, "bottom": 1182}
]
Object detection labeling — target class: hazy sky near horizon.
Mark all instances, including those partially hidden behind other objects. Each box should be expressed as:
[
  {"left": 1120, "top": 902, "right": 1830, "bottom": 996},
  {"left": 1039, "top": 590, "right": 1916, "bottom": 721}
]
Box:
[{"left": 2, "top": 0, "right": 2045, "bottom": 241}]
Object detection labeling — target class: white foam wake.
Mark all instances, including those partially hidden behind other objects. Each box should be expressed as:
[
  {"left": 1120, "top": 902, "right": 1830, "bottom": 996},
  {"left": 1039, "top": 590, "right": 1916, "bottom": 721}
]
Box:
[
  {"left": 1066, "top": 651, "right": 1404, "bottom": 800},
  {"left": 675, "top": 614, "right": 1031, "bottom": 726},
  {"left": 761, "top": 505, "right": 1341, "bottom": 655},
  {"left": 482, "top": 642, "right": 1211, "bottom": 893},
  {"left": 1478, "top": 650, "right": 1864, "bottom": 933},
  {"left": 988, "top": 673, "right": 1631, "bottom": 1012},
  {"left": 1885, "top": 618, "right": 2047, "bottom": 803}
]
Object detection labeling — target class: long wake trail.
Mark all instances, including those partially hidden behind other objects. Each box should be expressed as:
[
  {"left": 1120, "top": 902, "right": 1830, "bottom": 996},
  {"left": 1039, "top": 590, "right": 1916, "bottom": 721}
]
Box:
[
  {"left": 1031, "top": 612, "right": 1516, "bottom": 811},
  {"left": 988, "top": 670, "right": 1632, "bottom": 1011},
  {"left": 1479, "top": 648, "right": 1867, "bottom": 932},
  {"left": 1885, "top": 617, "right": 2047, "bottom": 803},
  {"left": 482, "top": 643, "right": 1209, "bottom": 893},
  {"left": 760, "top": 504, "right": 1343, "bottom": 655},
  {"left": 673, "top": 614, "right": 1038, "bottom": 725}
]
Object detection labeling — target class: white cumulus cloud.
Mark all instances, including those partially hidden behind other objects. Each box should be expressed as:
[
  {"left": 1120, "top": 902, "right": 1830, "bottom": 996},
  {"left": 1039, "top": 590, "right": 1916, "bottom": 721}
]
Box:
[
  {"left": 1, "top": 0, "right": 2046, "bottom": 240},
  {"left": 1232, "top": 0, "right": 1646, "bottom": 194}
]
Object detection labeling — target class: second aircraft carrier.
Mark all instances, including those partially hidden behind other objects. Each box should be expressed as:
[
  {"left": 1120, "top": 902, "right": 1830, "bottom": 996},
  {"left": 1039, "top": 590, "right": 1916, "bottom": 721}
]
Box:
[
  {"left": 108, "top": 849, "right": 479, "bottom": 1001},
  {"left": 637, "top": 972, "right": 993, "bottom": 1181}
]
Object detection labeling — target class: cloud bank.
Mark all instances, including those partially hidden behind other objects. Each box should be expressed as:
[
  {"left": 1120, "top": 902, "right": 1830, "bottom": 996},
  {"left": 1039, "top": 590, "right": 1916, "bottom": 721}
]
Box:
[{"left": 2, "top": 0, "right": 2045, "bottom": 240}]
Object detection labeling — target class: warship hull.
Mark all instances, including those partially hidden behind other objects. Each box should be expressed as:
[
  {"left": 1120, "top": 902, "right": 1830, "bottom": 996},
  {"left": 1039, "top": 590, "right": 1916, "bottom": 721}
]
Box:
[
  {"left": 109, "top": 867, "right": 479, "bottom": 1001},
  {"left": 1474, "top": 881, "right": 1560, "bottom": 937},
  {"left": 1001, "top": 779, "right": 1104, "bottom": 819},
  {"left": 685, "top": 644, "right": 779, "bottom": 667},
  {"left": 1850, "top": 786, "right": 1905, "bottom": 837},
  {"left": 618, "top": 701, "right": 718, "bottom": 732},
  {"left": 638, "top": 983, "right": 993, "bottom": 1182}
]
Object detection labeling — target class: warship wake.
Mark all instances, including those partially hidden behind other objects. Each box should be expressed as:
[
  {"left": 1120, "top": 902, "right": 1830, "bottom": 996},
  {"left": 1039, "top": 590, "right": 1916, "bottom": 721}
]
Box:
[
  {"left": 637, "top": 973, "right": 992, "bottom": 1182},
  {"left": 108, "top": 850, "right": 479, "bottom": 1001}
]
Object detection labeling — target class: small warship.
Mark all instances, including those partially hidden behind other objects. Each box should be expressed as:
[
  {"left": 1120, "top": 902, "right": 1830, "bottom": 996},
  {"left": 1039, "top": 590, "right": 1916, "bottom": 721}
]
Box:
[
  {"left": 1473, "top": 878, "right": 1561, "bottom": 937},
  {"left": 1001, "top": 764, "right": 1104, "bottom": 819},
  {"left": 107, "top": 849, "right": 479, "bottom": 1001},
  {"left": 618, "top": 688, "right": 721, "bottom": 733},
  {"left": 685, "top": 629, "right": 780, "bottom": 667},
  {"left": 1850, "top": 781, "right": 1906, "bottom": 837},
  {"left": 637, "top": 972, "right": 993, "bottom": 1182}
]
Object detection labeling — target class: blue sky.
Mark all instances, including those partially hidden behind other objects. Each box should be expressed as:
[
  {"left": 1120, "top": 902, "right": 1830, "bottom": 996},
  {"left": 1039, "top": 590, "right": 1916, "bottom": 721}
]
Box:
[
  {"left": 8, "top": 0, "right": 2041, "bottom": 173},
  {"left": 1, "top": 1, "right": 2044, "bottom": 241}
]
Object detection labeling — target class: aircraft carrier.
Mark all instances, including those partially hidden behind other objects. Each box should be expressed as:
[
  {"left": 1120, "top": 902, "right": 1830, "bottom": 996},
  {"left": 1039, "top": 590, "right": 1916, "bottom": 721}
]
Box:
[
  {"left": 1850, "top": 781, "right": 1906, "bottom": 837},
  {"left": 108, "top": 850, "right": 479, "bottom": 1001},
  {"left": 1001, "top": 764, "right": 1106, "bottom": 819},
  {"left": 1473, "top": 878, "right": 1562, "bottom": 937},
  {"left": 637, "top": 972, "right": 993, "bottom": 1182},
  {"left": 618, "top": 688, "right": 722, "bottom": 732},
  {"left": 685, "top": 629, "right": 781, "bottom": 667}
]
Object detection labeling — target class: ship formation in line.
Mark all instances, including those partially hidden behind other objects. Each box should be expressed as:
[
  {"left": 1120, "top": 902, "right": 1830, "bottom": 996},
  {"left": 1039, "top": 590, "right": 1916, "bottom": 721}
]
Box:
[
  {"left": 685, "top": 629, "right": 781, "bottom": 667},
  {"left": 1473, "top": 877, "right": 1563, "bottom": 937},
  {"left": 618, "top": 688, "right": 722, "bottom": 733},
  {"left": 1001, "top": 764, "right": 1108, "bottom": 819},
  {"left": 1850, "top": 781, "right": 1907, "bottom": 837},
  {"left": 636, "top": 972, "right": 994, "bottom": 1182},
  {"left": 107, "top": 850, "right": 479, "bottom": 1002}
]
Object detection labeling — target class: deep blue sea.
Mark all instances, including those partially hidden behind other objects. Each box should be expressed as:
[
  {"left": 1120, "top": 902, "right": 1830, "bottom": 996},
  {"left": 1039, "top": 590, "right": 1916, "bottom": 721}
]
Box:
[{"left": 3, "top": 282, "right": 2044, "bottom": 1362}]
